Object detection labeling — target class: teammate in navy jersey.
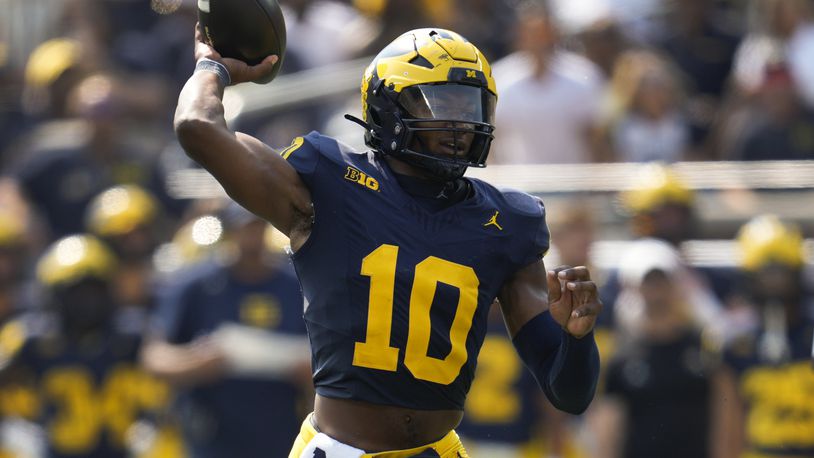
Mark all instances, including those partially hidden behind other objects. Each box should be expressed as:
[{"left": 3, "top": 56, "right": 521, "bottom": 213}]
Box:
[
  {"left": 0, "top": 235, "right": 169, "bottom": 458},
  {"left": 142, "top": 203, "right": 309, "bottom": 458},
  {"left": 175, "top": 24, "right": 601, "bottom": 457},
  {"left": 713, "top": 215, "right": 814, "bottom": 458}
]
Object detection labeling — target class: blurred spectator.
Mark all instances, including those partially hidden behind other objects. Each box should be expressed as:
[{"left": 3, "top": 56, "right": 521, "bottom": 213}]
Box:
[
  {"left": 601, "top": 50, "right": 692, "bottom": 163},
  {"left": 6, "top": 71, "right": 179, "bottom": 239},
  {"left": 0, "top": 234, "right": 170, "bottom": 458},
  {"left": 765, "top": 0, "right": 814, "bottom": 108},
  {"left": 712, "top": 215, "right": 814, "bottom": 458},
  {"left": 354, "top": 0, "right": 440, "bottom": 58},
  {"left": 448, "top": 0, "right": 518, "bottom": 61},
  {"left": 86, "top": 185, "right": 168, "bottom": 313},
  {"left": 573, "top": 17, "right": 630, "bottom": 79},
  {"left": 656, "top": 0, "right": 741, "bottom": 98},
  {"left": 490, "top": 1, "right": 605, "bottom": 165},
  {"left": 282, "top": 0, "right": 373, "bottom": 71},
  {"left": 730, "top": 62, "right": 814, "bottom": 160},
  {"left": 142, "top": 203, "right": 310, "bottom": 458},
  {"left": 654, "top": 0, "right": 741, "bottom": 149},
  {"left": 592, "top": 238, "right": 717, "bottom": 458}
]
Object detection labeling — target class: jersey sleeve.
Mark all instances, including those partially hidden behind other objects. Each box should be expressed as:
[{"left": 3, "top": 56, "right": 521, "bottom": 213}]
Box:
[
  {"left": 278, "top": 131, "right": 323, "bottom": 189},
  {"left": 504, "top": 191, "right": 550, "bottom": 268}
]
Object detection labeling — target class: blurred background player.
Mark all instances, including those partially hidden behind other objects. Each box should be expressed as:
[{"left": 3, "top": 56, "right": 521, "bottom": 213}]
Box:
[
  {"left": 4, "top": 62, "right": 181, "bottom": 241},
  {"left": 712, "top": 215, "right": 814, "bottom": 458},
  {"left": 591, "top": 239, "right": 717, "bottom": 458},
  {"left": 86, "top": 184, "right": 165, "bottom": 314},
  {"left": 0, "top": 208, "right": 33, "bottom": 326},
  {"left": 0, "top": 234, "right": 169, "bottom": 458},
  {"left": 142, "top": 202, "right": 310, "bottom": 458}
]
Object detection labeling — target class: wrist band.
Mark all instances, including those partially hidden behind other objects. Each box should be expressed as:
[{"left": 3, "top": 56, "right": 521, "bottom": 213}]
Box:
[{"left": 195, "top": 57, "right": 231, "bottom": 87}]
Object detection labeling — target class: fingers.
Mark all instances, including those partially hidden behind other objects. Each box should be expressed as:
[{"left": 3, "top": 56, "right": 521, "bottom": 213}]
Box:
[
  {"left": 241, "top": 55, "right": 279, "bottom": 82},
  {"left": 546, "top": 270, "right": 562, "bottom": 304},
  {"left": 571, "top": 298, "right": 602, "bottom": 319},
  {"left": 556, "top": 265, "right": 591, "bottom": 282}
]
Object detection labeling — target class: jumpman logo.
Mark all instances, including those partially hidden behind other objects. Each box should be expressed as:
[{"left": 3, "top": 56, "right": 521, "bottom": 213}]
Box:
[{"left": 483, "top": 211, "right": 503, "bottom": 230}]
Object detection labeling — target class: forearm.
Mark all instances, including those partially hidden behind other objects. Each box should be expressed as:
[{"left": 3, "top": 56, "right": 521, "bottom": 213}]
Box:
[
  {"left": 173, "top": 71, "right": 228, "bottom": 159},
  {"left": 141, "top": 340, "right": 225, "bottom": 387},
  {"left": 513, "top": 311, "right": 600, "bottom": 415},
  {"left": 546, "top": 330, "right": 599, "bottom": 413}
]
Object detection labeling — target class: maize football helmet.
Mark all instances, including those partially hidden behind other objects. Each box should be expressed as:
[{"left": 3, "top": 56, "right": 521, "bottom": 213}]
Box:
[
  {"left": 737, "top": 214, "right": 806, "bottom": 271},
  {"left": 351, "top": 28, "right": 497, "bottom": 181}
]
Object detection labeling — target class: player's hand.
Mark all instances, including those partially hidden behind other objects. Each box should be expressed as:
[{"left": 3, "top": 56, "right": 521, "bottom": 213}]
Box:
[
  {"left": 547, "top": 266, "right": 602, "bottom": 338},
  {"left": 194, "top": 23, "right": 278, "bottom": 85}
]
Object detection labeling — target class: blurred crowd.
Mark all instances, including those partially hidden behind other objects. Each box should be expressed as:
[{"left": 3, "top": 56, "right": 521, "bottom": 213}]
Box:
[{"left": 0, "top": 0, "right": 812, "bottom": 457}]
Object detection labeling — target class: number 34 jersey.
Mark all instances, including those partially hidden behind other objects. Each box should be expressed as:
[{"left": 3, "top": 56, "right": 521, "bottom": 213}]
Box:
[{"left": 283, "top": 132, "right": 549, "bottom": 410}]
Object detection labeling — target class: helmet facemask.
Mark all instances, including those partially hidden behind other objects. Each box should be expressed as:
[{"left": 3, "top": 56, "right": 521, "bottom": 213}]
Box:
[
  {"left": 350, "top": 28, "right": 499, "bottom": 182},
  {"left": 394, "top": 84, "right": 495, "bottom": 181}
]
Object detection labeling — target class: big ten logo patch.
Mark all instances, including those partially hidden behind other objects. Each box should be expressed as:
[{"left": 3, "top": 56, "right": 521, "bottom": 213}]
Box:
[
  {"left": 344, "top": 166, "right": 380, "bottom": 191},
  {"left": 240, "top": 294, "right": 281, "bottom": 329}
]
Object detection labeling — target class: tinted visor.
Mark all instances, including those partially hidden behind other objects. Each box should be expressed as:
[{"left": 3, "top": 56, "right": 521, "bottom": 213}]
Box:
[{"left": 398, "top": 84, "right": 496, "bottom": 124}]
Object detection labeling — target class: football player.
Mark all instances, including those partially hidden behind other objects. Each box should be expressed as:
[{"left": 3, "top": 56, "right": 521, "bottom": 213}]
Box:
[
  {"left": 175, "top": 26, "right": 602, "bottom": 457},
  {"left": 142, "top": 202, "right": 310, "bottom": 458},
  {"left": 712, "top": 215, "right": 814, "bottom": 458},
  {"left": 85, "top": 184, "right": 163, "bottom": 311},
  {"left": 0, "top": 235, "right": 170, "bottom": 458}
]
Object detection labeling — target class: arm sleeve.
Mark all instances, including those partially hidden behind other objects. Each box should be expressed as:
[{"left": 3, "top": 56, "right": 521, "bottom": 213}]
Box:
[{"left": 512, "top": 311, "right": 600, "bottom": 415}]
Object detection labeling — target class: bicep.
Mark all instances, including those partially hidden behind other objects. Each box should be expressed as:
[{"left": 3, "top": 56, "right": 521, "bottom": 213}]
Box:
[{"left": 498, "top": 259, "right": 549, "bottom": 337}]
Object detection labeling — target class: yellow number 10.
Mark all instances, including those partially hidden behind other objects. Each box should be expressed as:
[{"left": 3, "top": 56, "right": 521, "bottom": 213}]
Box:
[{"left": 352, "top": 244, "right": 480, "bottom": 385}]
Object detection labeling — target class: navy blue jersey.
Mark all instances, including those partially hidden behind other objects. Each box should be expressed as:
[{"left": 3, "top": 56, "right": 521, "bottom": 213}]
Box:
[
  {"left": 457, "top": 317, "right": 541, "bottom": 444},
  {"left": 0, "top": 313, "right": 168, "bottom": 458},
  {"left": 722, "top": 316, "right": 814, "bottom": 456},
  {"left": 153, "top": 260, "right": 306, "bottom": 458},
  {"left": 282, "top": 132, "right": 549, "bottom": 410}
]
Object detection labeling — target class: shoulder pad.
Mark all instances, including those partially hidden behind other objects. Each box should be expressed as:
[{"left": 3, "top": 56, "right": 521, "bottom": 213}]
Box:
[{"left": 499, "top": 189, "right": 545, "bottom": 217}]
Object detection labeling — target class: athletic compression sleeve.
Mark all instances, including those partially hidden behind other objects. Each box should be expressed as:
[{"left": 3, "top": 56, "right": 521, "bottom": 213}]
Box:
[{"left": 512, "top": 311, "right": 600, "bottom": 414}]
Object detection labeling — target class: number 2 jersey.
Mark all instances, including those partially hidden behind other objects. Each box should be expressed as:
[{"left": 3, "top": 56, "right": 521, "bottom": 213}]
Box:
[{"left": 282, "top": 132, "right": 549, "bottom": 410}]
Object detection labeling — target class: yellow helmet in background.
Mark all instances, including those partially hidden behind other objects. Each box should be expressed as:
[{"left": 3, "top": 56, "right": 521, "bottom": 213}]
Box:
[
  {"left": 622, "top": 164, "right": 694, "bottom": 214},
  {"left": 0, "top": 209, "right": 24, "bottom": 248},
  {"left": 36, "top": 235, "right": 117, "bottom": 288},
  {"left": 24, "top": 38, "right": 81, "bottom": 88},
  {"left": 356, "top": 28, "right": 497, "bottom": 180},
  {"left": 737, "top": 214, "right": 806, "bottom": 271},
  {"left": 85, "top": 185, "right": 158, "bottom": 237}
]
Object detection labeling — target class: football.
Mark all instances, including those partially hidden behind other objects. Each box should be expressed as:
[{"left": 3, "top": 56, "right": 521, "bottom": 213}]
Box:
[{"left": 198, "top": 0, "right": 286, "bottom": 83}]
